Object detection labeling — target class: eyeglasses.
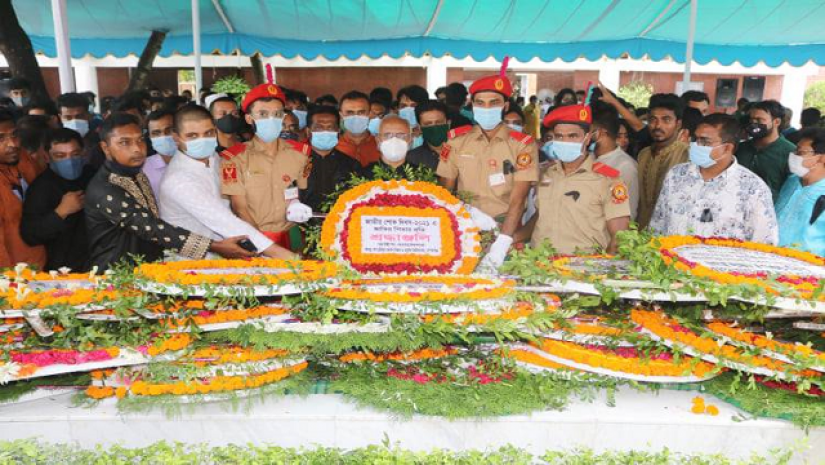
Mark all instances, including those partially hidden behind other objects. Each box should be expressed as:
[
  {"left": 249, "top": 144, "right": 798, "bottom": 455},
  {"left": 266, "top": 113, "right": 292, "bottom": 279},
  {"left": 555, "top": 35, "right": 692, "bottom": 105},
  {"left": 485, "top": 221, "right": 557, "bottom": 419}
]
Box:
[{"left": 379, "top": 132, "right": 411, "bottom": 141}]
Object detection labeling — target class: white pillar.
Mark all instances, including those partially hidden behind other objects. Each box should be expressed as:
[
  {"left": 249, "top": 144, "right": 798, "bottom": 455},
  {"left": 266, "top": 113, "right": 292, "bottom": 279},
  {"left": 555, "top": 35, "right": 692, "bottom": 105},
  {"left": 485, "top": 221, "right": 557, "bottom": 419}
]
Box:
[
  {"left": 781, "top": 72, "right": 808, "bottom": 128},
  {"left": 192, "top": 0, "right": 203, "bottom": 100},
  {"left": 681, "top": 0, "right": 698, "bottom": 92},
  {"left": 598, "top": 59, "right": 621, "bottom": 92},
  {"left": 74, "top": 64, "right": 99, "bottom": 110},
  {"left": 426, "top": 57, "right": 448, "bottom": 98},
  {"left": 50, "top": 0, "right": 75, "bottom": 93}
]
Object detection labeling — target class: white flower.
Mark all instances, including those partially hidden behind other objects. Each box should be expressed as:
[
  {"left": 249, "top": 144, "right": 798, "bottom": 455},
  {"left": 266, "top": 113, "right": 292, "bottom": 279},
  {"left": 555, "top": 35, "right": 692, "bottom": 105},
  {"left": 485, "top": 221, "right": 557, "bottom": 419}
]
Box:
[
  {"left": 88, "top": 266, "right": 99, "bottom": 279},
  {"left": 0, "top": 278, "right": 10, "bottom": 292},
  {"left": 58, "top": 267, "right": 72, "bottom": 275},
  {"left": 49, "top": 270, "right": 58, "bottom": 279},
  {"left": 0, "top": 363, "right": 21, "bottom": 385},
  {"left": 14, "top": 263, "right": 28, "bottom": 276}
]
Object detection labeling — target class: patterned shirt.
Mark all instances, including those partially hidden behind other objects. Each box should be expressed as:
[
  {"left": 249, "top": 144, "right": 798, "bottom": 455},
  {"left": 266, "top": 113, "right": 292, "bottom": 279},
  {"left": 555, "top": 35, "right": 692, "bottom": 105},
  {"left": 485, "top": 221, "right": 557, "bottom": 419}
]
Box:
[{"left": 649, "top": 160, "right": 778, "bottom": 244}]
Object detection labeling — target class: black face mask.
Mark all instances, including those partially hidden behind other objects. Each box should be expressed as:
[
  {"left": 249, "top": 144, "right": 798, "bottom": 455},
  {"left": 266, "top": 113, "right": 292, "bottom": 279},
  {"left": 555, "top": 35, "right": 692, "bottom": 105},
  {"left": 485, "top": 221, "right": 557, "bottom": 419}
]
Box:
[
  {"left": 279, "top": 131, "right": 299, "bottom": 141},
  {"left": 104, "top": 159, "right": 143, "bottom": 177},
  {"left": 215, "top": 115, "right": 243, "bottom": 134},
  {"left": 746, "top": 122, "right": 771, "bottom": 140}
]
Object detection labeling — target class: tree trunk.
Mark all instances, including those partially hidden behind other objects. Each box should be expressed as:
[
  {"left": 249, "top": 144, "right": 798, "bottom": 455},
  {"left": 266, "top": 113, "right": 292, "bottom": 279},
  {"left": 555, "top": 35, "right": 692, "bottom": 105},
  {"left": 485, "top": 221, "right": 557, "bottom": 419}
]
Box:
[
  {"left": 250, "top": 53, "right": 265, "bottom": 86},
  {"left": 127, "top": 30, "right": 167, "bottom": 93},
  {"left": 0, "top": 0, "right": 48, "bottom": 98}
]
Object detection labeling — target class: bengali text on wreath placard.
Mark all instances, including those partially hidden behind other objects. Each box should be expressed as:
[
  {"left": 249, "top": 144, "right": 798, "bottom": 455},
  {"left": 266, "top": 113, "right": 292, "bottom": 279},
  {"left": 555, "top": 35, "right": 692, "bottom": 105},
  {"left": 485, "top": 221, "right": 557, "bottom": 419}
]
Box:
[{"left": 360, "top": 216, "right": 442, "bottom": 255}]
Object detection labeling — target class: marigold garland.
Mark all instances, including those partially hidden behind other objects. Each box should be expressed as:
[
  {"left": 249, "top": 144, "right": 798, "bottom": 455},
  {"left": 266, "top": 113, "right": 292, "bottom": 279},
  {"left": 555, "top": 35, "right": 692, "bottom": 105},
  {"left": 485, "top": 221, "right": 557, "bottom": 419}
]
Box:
[
  {"left": 136, "top": 258, "right": 337, "bottom": 286},
  {"left": 85, "top": 361, "right": 308, "bottom": 399},
  {"left": 339, "top": 347, "right": 457, "bottom": 363},
  {"left": 179, "top": 346, "right": 290, "bottom": 366},
  {"left": 0, "top": 287, "right": 119, "bottom": 310},
  {"left": 157, "top": 306, "right": 291, "bottom": 329},
  {"left": 705, "top": 322, "right": 825, "bottom": 365},
  {"left": 506, "top": 348, "right": 570, "bottom": 371},
  {"left": 143, "top": 334, "right": 193, "bottom": 357},
  {"left": 532, "top": 338, "right": 716, "bottom": 378},
  {"left": 420, "top": 302, "right": 537, "bottom": 325},
  {"left": 320, "top": 180, "right": 480, "bottom": 275},
  {"left": 324, "top": 275, "right": 514, "bottom": 303},
  {"left": 657, "top": 236, "right": 825, "bottom": 299}
]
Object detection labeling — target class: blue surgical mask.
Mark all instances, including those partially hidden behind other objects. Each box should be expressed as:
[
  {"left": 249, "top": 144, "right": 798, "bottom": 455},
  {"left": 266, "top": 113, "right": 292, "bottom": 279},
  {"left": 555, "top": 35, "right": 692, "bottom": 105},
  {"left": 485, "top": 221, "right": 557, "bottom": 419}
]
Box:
[
  {"left": 185, "top": 137, "right": 218, "bottom": 160},
  {"left": 411, "top": 135, "right": 424, "bottom": 150},
  {"left": 507, "top": 123, "right": 523, "bottom": 133},
  {"left": 312, "top": 131, "right": 339, "bottom": 151},
  {"left": 292, "top": 109, "right": 308, "bottom": 129},
  {"left": 399, "top": 107, "right": 417, "bottom": 127},
  {"left": 50, "top": 157, "right": 85, "bottom": 181},
  {"left": 588, "top": 142, "right": 596, "bottom": 153},
  {"left": 551, "top": 140, "right": 584, "bottom": 163},
  {"left": 689, "top": 142, "right": 717, "bottom": 168},
  {"left": 343, "top": 115, "right": 369, "bottom": 135},
  {"left": 151, "top": 135, "right": 177, "bottom": 157},
  {"left": 254, "top": 117, "right": 283, "bottom": 142},
  {"left": 473, "top": 106, "right": 503, "bottom": 131},
  {"left": 540, "top": 142, "right": 555, "bottom": 161},
  {"left": 368, "top": 117, "right": 382, "bottom": 135},
  {"left": 63, "top": 119, "right": 89, "bottom": 137}
]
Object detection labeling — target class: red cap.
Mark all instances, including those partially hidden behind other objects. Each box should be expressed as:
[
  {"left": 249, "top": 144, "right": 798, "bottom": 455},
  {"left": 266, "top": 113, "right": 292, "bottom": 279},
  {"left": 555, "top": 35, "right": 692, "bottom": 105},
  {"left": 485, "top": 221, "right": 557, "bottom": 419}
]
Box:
[
  {"left": 469, "top": 56, "right": 513, "bottom": 98},
  {"left": 542, "top": 104, "right": 592, "bottom": 128},
  {"left": 241, "top": 83, "right": 286, "bottom": 113}
]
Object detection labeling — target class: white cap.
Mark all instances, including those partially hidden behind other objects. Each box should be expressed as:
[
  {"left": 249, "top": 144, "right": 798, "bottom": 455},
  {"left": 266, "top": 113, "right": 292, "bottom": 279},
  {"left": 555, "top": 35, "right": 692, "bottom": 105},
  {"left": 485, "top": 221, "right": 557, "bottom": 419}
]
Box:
[{"left": 203, "top": 93, "right": 228, "bottom": 110}]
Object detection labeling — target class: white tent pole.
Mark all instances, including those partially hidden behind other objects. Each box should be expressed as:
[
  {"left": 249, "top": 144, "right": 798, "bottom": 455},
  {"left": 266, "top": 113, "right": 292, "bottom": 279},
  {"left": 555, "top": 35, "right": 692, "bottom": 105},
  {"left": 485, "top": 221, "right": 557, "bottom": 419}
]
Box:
[
  {"left": 51, "top": 0, "right": 75, "bottom": 93},
  {"left": 192, "top": 0, "right": 203, "bottom": 101},
  {"left": 682, "top": 0, "right": 698, "bottom": 92}
]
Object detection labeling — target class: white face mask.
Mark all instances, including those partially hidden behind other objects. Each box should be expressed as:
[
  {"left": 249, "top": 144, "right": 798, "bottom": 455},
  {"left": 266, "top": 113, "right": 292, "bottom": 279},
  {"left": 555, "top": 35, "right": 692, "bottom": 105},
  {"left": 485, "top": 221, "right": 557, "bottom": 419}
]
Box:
[
  {"left": 788, "top": 153, "right": 811, "bottom": 178},
  {"left": 380, "top": 138, "right": 408, "bottom": 163}
]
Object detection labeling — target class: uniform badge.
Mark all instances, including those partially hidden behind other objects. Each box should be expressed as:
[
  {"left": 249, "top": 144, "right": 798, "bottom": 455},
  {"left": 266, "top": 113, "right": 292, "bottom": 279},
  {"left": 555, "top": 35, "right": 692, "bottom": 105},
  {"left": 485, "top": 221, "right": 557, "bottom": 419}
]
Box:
[
  {"left": 282, "top": 174, "right": 292, "bottom": 183},
  {"left": 494, "top": 79, "right": 504, "bottom": 91},
  {"left": 516, "top": 152, "right": 532, "bottom": 170},
  {"left": 611, "top": 183, "right": 629, "bottom": 204},
  {"left": 440, "top": 145, "right": 451, "bottom": 161},
  {"left": 222, "top": 164, "right": 238, "bottom": 183},
  {"left": 488, "top": 159, "right": 497, "bottom": 169}
]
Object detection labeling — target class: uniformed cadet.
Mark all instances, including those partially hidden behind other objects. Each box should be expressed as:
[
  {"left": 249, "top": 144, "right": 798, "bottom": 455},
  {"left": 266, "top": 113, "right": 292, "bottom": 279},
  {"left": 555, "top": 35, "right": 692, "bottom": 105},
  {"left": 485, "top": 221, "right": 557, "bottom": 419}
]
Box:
[
  {"left": 436, "top": 59, "right": 538, "bottom": 272},
  {"left": 220, "top": 83, "right": 313, "bottom": 250},
  {"left": 530, "top": 104, "right": 631, "bottom": 254}
]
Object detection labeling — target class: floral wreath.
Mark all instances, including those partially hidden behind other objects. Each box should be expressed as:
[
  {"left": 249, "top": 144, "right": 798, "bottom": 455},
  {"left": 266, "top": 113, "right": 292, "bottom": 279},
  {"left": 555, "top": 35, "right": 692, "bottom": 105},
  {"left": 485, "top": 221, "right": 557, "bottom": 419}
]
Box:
[
  {"left": 657, "top": 236, "right": 825, "bottom": 299},
  {"left": 704, "top": 321, "right": 825, "bottom": 370},
  {"left": 136, "top": 258, "right": 337, "bottom": 287},
  {"left": 1, "top": 265, "right": 118, "bottom": 310},
  {"left": 320, "top": 180, "right": 481, "bottom": 274},
  {"left": 546, "top": 254, "right": 626, "bottom": 279},
  {"left": 339, "top": 347, "right": 457, "bottom": 363},
  {"left": 323, "top": 275, "right": 515, "bottom": 303}
]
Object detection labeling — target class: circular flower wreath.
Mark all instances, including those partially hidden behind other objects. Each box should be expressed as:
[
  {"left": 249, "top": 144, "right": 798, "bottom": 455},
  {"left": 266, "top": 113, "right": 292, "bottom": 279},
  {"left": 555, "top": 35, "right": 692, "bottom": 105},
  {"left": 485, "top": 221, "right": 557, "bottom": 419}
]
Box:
[
  {"left": 323, "top": 275, "right": 515, "bottom": 303},
  {"left": 657, "top": 236, "right": 825, "bottom": 298},
  {"left": 320, "top": 180, "right": 481, "bottom": 274},
  {"left": 136, "top": 258, "right": 337, "bottom": 287}
]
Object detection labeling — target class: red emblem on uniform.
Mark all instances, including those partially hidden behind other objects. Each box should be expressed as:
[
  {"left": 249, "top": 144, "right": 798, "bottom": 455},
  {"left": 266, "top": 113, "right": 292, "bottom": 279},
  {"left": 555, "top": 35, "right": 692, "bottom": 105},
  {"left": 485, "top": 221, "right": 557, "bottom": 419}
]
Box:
[
  {"left": 440, "top": 145, "right": 451, "bottom": 161},
  {"left": 488, "top": 159, "right": 497, "bottom": 169},
  {"left": 611, "top": 183, "right": 629, "bottom": 204},
  {"left": 222, "top": 164, "right": 238, "bottom": 183},
  {"left": 282, "top": 174, "right": 291, "bottom": 183},
  {"left": 516, "top": 152, "right": 532, "bottom": 170},
  {"left": 494, "top": 79, "right": 504, "bottom": 91},
  {"left": 267, "top": 85, "right": 278, "bottom": 96}
]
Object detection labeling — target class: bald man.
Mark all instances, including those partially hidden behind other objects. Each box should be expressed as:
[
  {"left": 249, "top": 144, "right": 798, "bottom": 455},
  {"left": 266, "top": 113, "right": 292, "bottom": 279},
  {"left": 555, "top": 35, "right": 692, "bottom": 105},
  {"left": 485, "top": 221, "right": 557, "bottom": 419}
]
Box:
[{"left": 365, "top": 115, "right": 434, "bottom": 179}]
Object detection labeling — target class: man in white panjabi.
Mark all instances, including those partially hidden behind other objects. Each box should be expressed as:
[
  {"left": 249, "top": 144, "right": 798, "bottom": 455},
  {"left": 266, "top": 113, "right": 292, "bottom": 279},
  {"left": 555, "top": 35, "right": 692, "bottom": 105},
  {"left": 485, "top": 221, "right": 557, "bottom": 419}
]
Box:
[{"left": 158, "top": 105, "right": 295, "bottom": 259}]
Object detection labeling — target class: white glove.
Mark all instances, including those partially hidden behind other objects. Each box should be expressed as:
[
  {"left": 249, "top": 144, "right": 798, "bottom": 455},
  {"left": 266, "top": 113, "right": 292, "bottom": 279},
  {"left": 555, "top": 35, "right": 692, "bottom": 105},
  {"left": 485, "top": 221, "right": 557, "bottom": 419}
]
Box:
[
  {"left": 286, "top": 202, "right": 313, "bottom": 223},
  {"left": 477, "top": 234, "right": 513, "bottom": 274},
  {"left": 465, "top": 204, "right": 497, "bottom": 231}
]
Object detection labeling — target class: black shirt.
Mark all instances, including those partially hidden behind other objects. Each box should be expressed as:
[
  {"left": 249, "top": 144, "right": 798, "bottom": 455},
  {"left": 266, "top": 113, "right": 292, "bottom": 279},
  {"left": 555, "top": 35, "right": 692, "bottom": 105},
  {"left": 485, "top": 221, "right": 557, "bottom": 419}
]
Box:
[
  {"left": 20, "top": 166, "right": 95, "bottom": 272},
  {"left": 299, "top": 148, "right": 363, "bottom": 211},
  {"left": 406, "top": 144, "right": 440, "bottom": 170}
]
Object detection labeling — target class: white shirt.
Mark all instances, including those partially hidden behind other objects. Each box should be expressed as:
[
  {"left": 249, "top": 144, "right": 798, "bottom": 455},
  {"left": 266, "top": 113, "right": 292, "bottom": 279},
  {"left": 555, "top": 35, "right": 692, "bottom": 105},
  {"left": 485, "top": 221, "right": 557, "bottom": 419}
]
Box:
[
  {"left": 596, "top": 147, "right": 640, "bottom": 220},
  {"left": 159, "top": 151, "right": 274, "bottom": 253},
  {"left": 142, "top": 154, "right": 168, "bottom": 199},
  {"left": 649, "top": 159, "right": 778, "bottom": 244}
]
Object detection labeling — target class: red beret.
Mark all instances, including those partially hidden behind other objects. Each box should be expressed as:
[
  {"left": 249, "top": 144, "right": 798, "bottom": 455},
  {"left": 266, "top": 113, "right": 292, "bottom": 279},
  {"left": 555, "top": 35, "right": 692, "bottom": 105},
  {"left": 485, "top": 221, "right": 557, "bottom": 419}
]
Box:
[
  {"left": 241, "top": 83, "right": 286, "bottom": 113},
  {"left": 469, "top": 74, "right": 513, "bottom": 98},
  {"left": 542, "top": 104, "right": 592, "bottom": 128}
]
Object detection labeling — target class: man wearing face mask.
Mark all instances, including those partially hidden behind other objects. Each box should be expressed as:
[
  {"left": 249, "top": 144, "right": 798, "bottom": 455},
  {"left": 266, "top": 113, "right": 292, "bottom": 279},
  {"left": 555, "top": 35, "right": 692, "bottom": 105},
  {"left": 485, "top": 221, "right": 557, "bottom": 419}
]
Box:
[
  {"left": 158, "top": 106, "right": 295, "bottom": 260},
  {"left": 206, "top": 94, "right": 244, "bottom": 152},
  {"left": 775, "top": 128, "right": 825, "bottom": 254},
  {"left": 299, "top": 105, "right": 362, "bottom": 212},
  {"left": 591, "top": 106, "right": 639, "bottom": 220},
  {"left": 406, "top": 100, "right": 450, "bottom": 170},
  {"left": 279, "top": 111, "right": 303, "bottom": 142},
  {"left": 436, "top": 61, "right": 538, "bottom": 273},
  {"left": 21, "top": 129, "right": 95, "bottom": 271},
  {"left": 735, "top": 100, "right": 796, "bottom": 202},
  {"left": 57, "top": 92, "right": 98, "bottom": 162},
  {"left": 365, "top": 115, "right": 427, "bottom": 179},
  {"left": 285, "top": 89, "right": 309, "bottom": 132},
  {"left": 220, "top": 84, "right": 313, "bottom": 252},
  {"left": 8, "top": 78, "right": 32, "bottom": 108},
  {"left": 336, "top": 90, "right": 381, "bottom": 168},
  {"left": 142, "top": 109, "right": 176, "bottom": 198},
  {"left": 397, "top": 85, "right": 429, "bottom": 151},
  {"left": 530, "top": 105, "right": 630, "bottom": 254},
  {"left": 650, "top": 114, "right": 776, "bottom": 244},
  {"left": 85, "top": 113, "right": 255, "bottom": 271}
]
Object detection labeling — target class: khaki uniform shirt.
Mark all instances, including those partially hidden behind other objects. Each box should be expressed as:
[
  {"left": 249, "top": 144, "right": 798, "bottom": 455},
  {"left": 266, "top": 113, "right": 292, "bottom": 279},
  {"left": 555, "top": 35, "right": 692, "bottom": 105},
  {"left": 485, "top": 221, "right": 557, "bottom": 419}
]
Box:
[
  {"left": 636, "top": 140, "right": 688, "bottom": 228},
  {"left": 220, "top": 137, "right": 310, "bottom": 233},
  {"left": 531, "top": 156, "right": 631, "bottom": 254},
  {"left": 436, "top": 124, "right": 538, "bottom": 220}
]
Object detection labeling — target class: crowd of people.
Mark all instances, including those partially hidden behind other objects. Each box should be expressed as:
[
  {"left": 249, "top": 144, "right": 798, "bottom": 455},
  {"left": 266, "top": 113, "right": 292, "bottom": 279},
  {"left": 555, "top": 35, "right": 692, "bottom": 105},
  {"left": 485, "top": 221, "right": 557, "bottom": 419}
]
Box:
[{"left": 1, "top": 68, "right": 824, "bottom": 274}]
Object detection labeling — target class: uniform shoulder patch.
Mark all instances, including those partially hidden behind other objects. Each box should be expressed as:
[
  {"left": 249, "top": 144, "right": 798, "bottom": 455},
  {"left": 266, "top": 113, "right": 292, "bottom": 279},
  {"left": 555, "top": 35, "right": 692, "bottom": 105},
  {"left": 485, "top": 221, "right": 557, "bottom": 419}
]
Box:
[
  {"left": 440, "top": 144, "right": 451, "bottom": 162},
  {"left": 611, "top": 182, "right": 629, "bottom": 204},
  {"left": 448, "top": 125, "right": 473, "bottom": 140},
  {"left": 508, "top": 130, "right": 534, "bottom": 145},
  {"left": 285, "top": 139, "right": 311, "bottom": 156},
  {"left": 593, "top": 162, "right": 620, "bottom": 178},
  {"left": 220, "top": 143, "right": 246, "bottom": 161}
]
